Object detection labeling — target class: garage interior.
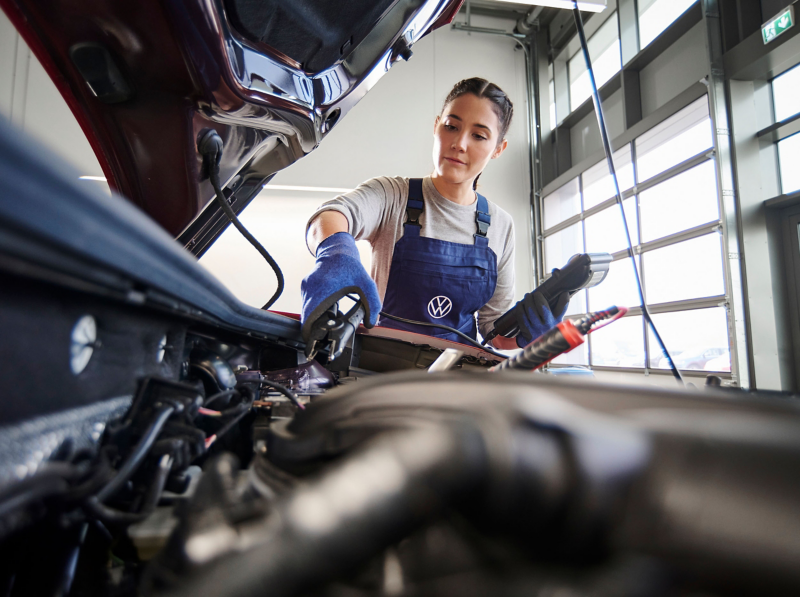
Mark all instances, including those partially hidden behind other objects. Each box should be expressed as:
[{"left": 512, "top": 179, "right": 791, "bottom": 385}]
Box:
[
  {"left": 2, "top": 0, "right": 800, "bottom": 392},
  {"left": 5, "top": 1, "right": 800, "bottom": 595}
]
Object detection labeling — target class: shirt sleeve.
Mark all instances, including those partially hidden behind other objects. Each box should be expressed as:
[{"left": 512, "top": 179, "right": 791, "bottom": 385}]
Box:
[
  {"left": 305, "top": 177, "right": 407, "bottom": 253},
  {"left": 478, "top": 220, "right": 516, "bottom": 339}
]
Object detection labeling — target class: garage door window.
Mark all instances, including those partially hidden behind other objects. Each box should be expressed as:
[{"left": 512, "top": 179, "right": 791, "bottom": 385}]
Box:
[
  {"left": 568, "top": 14, "right": 621, "bottom": 112},
  {"left": 638, "top": 0, "right": 699, "bottom": 49},
  {"left": 540, "top": 95, "right": 730, "bottom": 372}
]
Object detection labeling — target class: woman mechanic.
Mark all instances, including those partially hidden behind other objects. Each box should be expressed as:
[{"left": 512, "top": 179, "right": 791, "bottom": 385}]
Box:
[{"left": 300, "top": 78, "right": 569, "bottom": 350}]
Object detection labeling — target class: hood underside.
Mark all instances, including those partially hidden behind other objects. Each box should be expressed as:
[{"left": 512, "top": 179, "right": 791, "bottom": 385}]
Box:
[{"left": 0, "top": 0, "right": 462, "bottom": 253}]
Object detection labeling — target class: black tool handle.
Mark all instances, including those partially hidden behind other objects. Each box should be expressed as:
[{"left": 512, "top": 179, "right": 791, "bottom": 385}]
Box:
[
  {"left": 487, "top": 253, "right": 612, "bottom": 342},
  {"left": 329, "top": 304, "right": 365, "bottom": 360}
]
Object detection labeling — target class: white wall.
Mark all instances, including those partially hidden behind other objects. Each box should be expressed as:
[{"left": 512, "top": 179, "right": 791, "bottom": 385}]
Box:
[
  {"left": 0, "top": 12, "right": 108, "bottom": 192},
  {"left": 202, "top": 15, "right": 533, "bottom": 314}
]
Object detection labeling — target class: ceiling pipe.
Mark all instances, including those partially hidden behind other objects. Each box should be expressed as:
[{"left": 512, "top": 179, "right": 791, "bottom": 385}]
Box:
[{"left": 515, "top": 6, "right": 544, "bottom": 35}]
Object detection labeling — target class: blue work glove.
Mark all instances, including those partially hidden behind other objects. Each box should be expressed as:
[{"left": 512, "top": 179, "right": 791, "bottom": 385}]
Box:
[
  {"left": 515, "top": 290, "right": 570, "bottom": 348},
  {"left": 301, "top": 232, "right": 382, "bottom": 341}
]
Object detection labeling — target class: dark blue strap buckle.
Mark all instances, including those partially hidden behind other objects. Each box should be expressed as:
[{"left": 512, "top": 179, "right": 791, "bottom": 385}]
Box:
[{"left": 475, "top": 210, "right": 490, "bottom": 237}]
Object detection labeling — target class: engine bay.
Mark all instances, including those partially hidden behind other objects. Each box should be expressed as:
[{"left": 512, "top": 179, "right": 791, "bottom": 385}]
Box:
[{"left": 3, "top": 267, "right": 800, "bottom": 597}]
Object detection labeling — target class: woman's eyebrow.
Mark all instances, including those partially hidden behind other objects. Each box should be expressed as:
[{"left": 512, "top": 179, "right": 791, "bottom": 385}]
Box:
[{"left": 446, "top": 113, "right": 492, "bottom": 133}]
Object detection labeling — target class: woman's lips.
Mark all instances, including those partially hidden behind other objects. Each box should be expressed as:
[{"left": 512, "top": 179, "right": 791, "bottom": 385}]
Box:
[{"left": 445, "top": 157, "right": 466, "bottom": 165}]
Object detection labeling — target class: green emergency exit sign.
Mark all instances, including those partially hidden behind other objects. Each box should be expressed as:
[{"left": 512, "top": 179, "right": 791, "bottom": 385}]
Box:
[{"left": 763, "top": 6, "right": 795, "bottom": 45}]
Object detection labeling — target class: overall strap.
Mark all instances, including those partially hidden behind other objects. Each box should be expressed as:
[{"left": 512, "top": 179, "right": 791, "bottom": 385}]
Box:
[
  {"left": 474, "top": 193, "right": 491, "bottom": 246},
  {"left": 404, "top": 178, "right": 424, "bottom": 237}
]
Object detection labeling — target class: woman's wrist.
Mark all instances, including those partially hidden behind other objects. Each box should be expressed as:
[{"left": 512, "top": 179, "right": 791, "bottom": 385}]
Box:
[{"left": 491, "top": 335, "right": 518, "bottom": 350}]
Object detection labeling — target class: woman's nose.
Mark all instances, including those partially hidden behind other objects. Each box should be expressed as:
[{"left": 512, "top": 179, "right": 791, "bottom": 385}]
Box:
[{"left": 451, "top": 131, "right": 468, "bottom": 151}]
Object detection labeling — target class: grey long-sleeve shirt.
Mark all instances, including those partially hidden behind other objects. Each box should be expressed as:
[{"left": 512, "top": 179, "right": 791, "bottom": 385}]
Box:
[{"left": 307, "top": 176, "right": 516, "bottom": 338}]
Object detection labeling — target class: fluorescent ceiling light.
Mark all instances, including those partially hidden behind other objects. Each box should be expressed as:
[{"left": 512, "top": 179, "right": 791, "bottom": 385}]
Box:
[
  {"left": 263, "top": 184, "right": 352, "bottom": 193},
  {"left": 490, "top": 0, "right": 607, "bottom": 12},
  {"left": 79, "top": 177, "right": 352, "bottom": 195}
]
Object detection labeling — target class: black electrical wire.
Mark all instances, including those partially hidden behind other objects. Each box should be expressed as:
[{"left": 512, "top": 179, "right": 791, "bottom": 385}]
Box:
[
  {"left": 203, "top": 388, "right": 239, "bottom": 409},
  {"left": 84, "top": 454, "right": 173, "bottom": 526},
  {"left": 210, "top": 407, "right": 252, "bottom": 444},
  {"left": 571, "top": 3, "right": 683, "bottom": 384},
  {"left": 260, "top": 378, "right": 304, "bottom": 410},
  {"left": 379, "top": 311, "right": 508, "bottom": 359},
  {"left": 208, "top": 154, "right": 284, "bottom": 310},
  {"left": 95, "top": 404, "right": 174, "bottom": 502}
]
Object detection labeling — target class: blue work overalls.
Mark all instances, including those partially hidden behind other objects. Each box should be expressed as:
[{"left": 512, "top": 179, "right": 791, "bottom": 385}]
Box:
[{"left": 378, "top": 179, "right": 498, "bottom": 343}]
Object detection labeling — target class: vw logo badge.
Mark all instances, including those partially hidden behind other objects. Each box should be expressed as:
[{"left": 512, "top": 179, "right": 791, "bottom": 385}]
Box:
[{"left": 428, "top": 296, "right": 453, "bottom": 319}]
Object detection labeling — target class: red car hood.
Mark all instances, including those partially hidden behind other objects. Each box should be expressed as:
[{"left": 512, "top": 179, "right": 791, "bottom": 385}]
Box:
[{"left": 1, "top": 0, "right": 462, "bottom": 253}]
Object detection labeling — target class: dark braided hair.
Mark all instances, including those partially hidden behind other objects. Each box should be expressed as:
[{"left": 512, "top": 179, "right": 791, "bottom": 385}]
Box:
[{"left": 440, "top": 78, "right": 514, "bottom": 189}]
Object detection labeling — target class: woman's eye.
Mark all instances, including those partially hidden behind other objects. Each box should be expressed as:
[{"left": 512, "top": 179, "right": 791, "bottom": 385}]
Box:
[
  {"left": 474, "top": 134, "right": 487, "bottom": 141},
  {"left": 444, "top": 124, "right": 457, "bottom": 131}
]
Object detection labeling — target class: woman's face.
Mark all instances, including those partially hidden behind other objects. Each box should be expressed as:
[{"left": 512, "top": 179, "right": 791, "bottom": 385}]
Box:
[{"left": 432, "top": 93, "right": 508, "bottom": 186}]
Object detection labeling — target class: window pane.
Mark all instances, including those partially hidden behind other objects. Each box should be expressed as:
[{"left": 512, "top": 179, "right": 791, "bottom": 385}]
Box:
[
  {"left": 543, "top": 178, "right": 581, "bottom": 231},
  {"left": 549, "top": 78, "right": 557, "bottom": 130},
  {"left": 644, "top": 234, "right": 725, "bottom": 304},
  {"left": 588, "top": 257, "right": 641, "bottom": 312},
  {"left": 639, "top": 160, "right": 720, "bottom": 242},
  {"left": 638, "top": 0, "right": 697, "bottom": 49},
  {"left": 584, "top": 199, "right": 637, "bottom": 255},
  {"left": 635, "top": 97, "right": 712, "bottom": 182},
  {"left": 565, "top": 289, "right": 587, "bottom": 319},
  {"left": 544, "top": 222, "right": 583, "bottom": 272},
  {"left": 649, "top": 308, "right": 730, "bottom": 371},
  {"left": 773, "top": 64, "right": 800, "bottom": 122},
  {"left": 778, "top": 132, "right": 800, "bottom": 195},
  {"left": 569, "top": 15, "right": 621, "bottom": 111},
  {"left": 582, "top": 146, "right": 634, "bottom": 210},
  {"left": 591, "top": 315, "right": 645, "bottom": 367},
  {"left": 552, "top": 332, "right": 588, "bottom": 366}
]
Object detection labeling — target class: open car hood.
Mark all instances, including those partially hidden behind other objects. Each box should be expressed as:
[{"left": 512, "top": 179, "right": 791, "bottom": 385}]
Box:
[{"left": 0, "top": 0, "right": 462, "bottom": 252}]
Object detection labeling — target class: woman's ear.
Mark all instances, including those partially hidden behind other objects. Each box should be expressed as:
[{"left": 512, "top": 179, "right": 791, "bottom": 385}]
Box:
[
  {"left": 491, "top": 138, "right": 508, "bottom": 159},
  {"left": 433, "top": 114, "right": 440, "bottom": 134}
]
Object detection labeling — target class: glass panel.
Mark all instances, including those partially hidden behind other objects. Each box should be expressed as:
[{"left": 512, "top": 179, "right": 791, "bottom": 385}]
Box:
[
  {"left": 543, "top": 178, "right": 581, "bottom": 231},
  {"left": 635, "top": 97, "right": 712, "bottom": 182},
  {"left": 584, "top": 199, "right": 637, "bottom": 255},
  {"left": 773, "top": 63, "right": 800, "bottom": 122},
  {"left": 643, "top": 234, "right": 725, "bottom": 304},
  {"left": 649, "top": 308, "right": 730, "bottom": 371},
  {"left": 549, "top": 78, "right": 557, "bottom": 130},
  {"left": 544, "top": 222, "right": 583, "bottom": 272},
  {"left": 581, "top": 146, "right": 635, "bottom": 210},
  {"left": 564, "top": 289, "right": 587, "bottom": 319},
  {"left": 569, "top": 15, "right": 621, "bottom": 111},
  {"left": 588, "top": 257, "right": 641, "bottom": 312},
  {"left": 639, "top": 160, "right": 720, "bottom": 242},
  {"left": 552, "top": 332, "right": 589, "bottom": 366},
  {"left": 778, "top": 132, "right": 800, "bottom": 195},
  {"left": 590, "top": 315, "right": 645, "bottom": 367},
  {"left": 638, "top": 0, "right": 698, "bottom": 49}
]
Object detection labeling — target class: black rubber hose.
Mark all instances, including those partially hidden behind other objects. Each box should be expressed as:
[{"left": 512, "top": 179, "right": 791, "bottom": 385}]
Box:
[
  {"left": 95, "top": 405, "right": 174, "bottom": 503},
  {"left": 208, "top": 159, "right": 284, "bottom": 310},
  {"left": 379, "top": 311, "right": 508, "bottom": 359},
  {"left": 148, "top": 425, "right": 487, "bottom": 597}
]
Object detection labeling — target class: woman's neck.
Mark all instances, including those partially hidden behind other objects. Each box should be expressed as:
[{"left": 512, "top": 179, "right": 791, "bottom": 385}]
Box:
[{"left": 430, "top": 173, "right": 476, "bottom": 206}]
